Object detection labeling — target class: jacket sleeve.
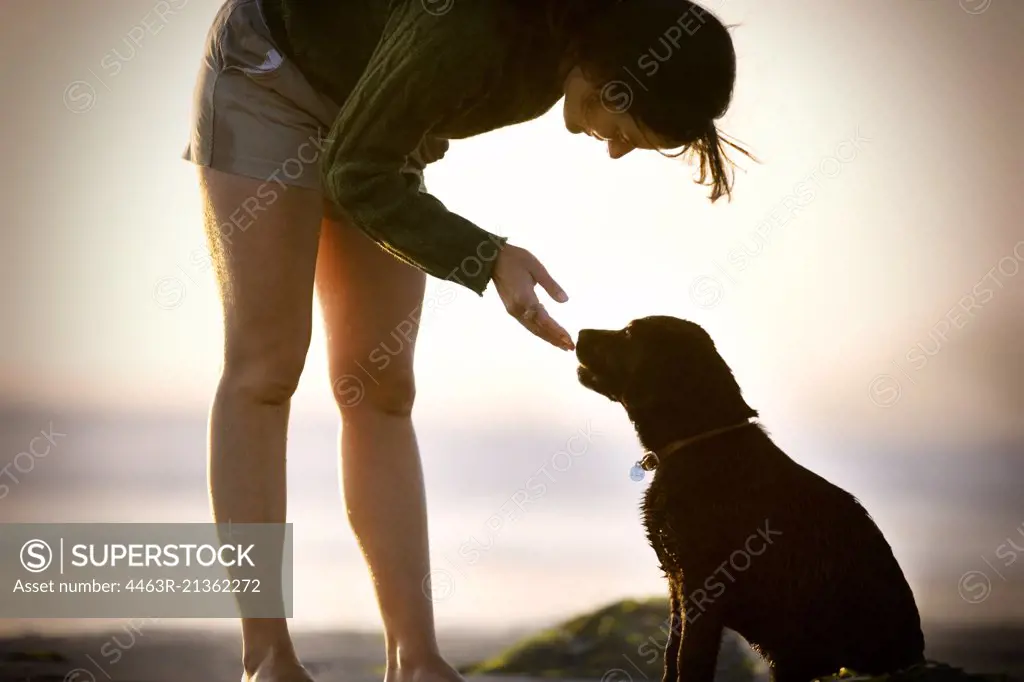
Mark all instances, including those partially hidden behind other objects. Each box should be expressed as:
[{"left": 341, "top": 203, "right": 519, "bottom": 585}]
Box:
[{"left": 319, "top": 2, "right": 507, "bottom": 295}]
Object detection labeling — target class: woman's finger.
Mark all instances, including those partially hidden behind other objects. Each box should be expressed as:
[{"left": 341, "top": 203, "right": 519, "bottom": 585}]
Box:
[
  {"left": 527, "top": 256, "right": 569, "bottom": 304},
  {"left": 523, "top": 303, "right": 574, "bottom": 350},
  {"left": 510, "top": 300, "right": 550, "bottom": 345},
  {"left": 519, "top": 318, "right": 555, "bottom": 347}
]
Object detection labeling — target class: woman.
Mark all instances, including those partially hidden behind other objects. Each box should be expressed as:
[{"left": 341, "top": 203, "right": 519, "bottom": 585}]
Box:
[{"left": 182, "top": 0, "right": 747, "bottom": 679}]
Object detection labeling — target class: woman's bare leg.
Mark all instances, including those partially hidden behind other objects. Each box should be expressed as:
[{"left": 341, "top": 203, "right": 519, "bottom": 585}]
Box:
[
  {"left": 316, "top": 214, "right": 462, "bottom": 682},
  {"left": 199, "top": 166, "right": 322, "bottom": 681}
]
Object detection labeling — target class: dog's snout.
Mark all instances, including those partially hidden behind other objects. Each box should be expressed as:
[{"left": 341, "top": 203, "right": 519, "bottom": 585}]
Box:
[
  {"left": 576, "top": 328, "right": 608, "bottom": 363},
  {"left": 577, "top": 329, "right": 598, "bottom": 350},
  {"left": 577, "top": 328, "right": 625, "bottom": 372}
]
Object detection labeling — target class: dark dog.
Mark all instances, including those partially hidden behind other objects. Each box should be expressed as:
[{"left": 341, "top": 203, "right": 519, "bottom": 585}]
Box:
[{"left": 576, "top": 316, "right": 925, "bottom": 682}]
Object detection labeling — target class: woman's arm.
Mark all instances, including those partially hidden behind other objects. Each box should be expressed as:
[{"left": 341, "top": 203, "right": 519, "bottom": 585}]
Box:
[{"left": 320, "top": 2, "right": 506, "bottom": 296}]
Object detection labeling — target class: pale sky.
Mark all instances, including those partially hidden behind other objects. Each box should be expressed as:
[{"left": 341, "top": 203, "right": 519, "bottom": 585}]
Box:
[{"left": 1, "top": 0, "right": 1022, "bottom": 633}]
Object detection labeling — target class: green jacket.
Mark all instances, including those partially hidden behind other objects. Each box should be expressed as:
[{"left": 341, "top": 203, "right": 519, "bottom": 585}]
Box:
[{"left": 261, "top": 0, "right": 591, "bottom": 294}]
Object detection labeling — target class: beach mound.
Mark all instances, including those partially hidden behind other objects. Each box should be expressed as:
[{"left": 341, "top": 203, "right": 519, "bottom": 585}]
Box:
[
  {"left": 814, "top": 662, "right": 1018, "bottom": 682},
  {"left": 459, "top": 599, "right": 1022, "bottom": 682},
  {"left": 459, "top": 596, "right": 765, "bottom": 681}
]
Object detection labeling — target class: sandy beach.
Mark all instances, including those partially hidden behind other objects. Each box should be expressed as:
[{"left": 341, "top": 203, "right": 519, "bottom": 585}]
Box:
[
  {"left": 0, "top": 626, "right": 530, "bottom": 682},
  {"left": 1, "top": 621, "right": 1022, "bottom": 682}
]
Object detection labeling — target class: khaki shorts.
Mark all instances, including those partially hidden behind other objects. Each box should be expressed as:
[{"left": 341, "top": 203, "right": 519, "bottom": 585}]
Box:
[{"left": 181, "top": 0, "right": 426, "bottom": 212}]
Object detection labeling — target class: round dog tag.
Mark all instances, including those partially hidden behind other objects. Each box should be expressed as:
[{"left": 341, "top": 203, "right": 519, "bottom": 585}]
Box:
[{"left": 629, "top": 463, "right": 646, "bottom": 482}]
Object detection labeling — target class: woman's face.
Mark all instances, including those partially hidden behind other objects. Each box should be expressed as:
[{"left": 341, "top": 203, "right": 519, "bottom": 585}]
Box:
[{"left": 562, "top": 66, "right": 669, "bottom": 159}]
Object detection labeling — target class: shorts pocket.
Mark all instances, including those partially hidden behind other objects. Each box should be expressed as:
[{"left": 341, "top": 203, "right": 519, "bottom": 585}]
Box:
[{"left": 215, "top": 0, "right": 286, "bottom": 81}]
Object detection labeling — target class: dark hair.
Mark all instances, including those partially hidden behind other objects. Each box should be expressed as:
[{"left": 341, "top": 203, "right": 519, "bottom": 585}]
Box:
[{"left": 562, "top": 0, "right": 754, "bottom": 202}]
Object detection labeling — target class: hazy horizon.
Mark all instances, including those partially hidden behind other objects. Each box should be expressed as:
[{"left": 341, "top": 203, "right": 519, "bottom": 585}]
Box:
[{"left": 1, "top": 402, "right": 1022, "bottom": 636}]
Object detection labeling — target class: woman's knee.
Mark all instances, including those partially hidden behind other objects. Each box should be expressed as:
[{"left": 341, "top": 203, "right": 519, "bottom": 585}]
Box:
[
  {"left": 199, "top": 167, "right": 322, "bottom": 407},
  {"left": 220, "top": 334, "right": 312, "bottom": 406},
  {"left": 334, "top": 368, "right": 416, "bottom": 417}
]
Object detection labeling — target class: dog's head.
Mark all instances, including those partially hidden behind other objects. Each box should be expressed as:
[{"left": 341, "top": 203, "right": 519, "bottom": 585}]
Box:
[{"left": 576, "top": 316, "right": 756, "bottom": 439}]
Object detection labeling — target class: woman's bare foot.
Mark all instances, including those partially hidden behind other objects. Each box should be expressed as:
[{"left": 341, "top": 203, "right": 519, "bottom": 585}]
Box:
[
  {"left": 386, "top": 653, "right": 464, "bottom": 682},
  {"left": 243, "top": 648, "right": 316, "bottom": 682}
]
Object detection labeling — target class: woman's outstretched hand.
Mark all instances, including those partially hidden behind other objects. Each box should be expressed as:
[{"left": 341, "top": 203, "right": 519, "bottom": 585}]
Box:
[{"left": 491, "top": 243, "right": 575, "bottom": 351}]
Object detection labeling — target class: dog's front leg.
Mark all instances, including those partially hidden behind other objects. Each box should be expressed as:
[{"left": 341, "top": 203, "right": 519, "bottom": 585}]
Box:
[
  {"left": 661, "top": 588, "right": 683, "bottom": 682},
  {"left": 675, "top": 594, "right": 724, "bottom": 682}
]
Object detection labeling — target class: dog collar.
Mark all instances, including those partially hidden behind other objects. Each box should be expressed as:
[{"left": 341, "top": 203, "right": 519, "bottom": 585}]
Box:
[{"left": 629, "top": 418, "right": 759, "bottom": 482}]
